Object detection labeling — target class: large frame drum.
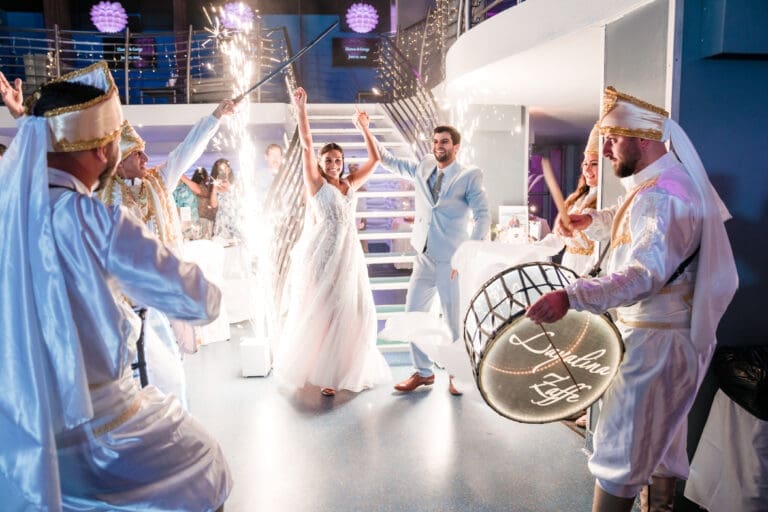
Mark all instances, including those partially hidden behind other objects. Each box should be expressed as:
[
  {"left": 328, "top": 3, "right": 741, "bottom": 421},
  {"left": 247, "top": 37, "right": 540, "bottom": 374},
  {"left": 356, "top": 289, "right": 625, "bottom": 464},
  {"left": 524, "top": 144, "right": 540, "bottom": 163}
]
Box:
[{"left": 463, "top": 262, "right": 623, "bottom": 423}]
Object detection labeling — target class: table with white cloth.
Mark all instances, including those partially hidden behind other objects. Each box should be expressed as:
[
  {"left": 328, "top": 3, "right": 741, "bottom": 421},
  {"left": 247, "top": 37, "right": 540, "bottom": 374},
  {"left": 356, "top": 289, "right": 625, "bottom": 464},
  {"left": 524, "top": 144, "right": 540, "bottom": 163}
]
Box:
[
  {"left": 183, "top": 239, "right": 231, "bottom": 343},
  {"left": 221, "top": 242, "right": 258, "bottom": 323},
  {"left": 684, "top": 389, "right": 768, "bottom": 511}
]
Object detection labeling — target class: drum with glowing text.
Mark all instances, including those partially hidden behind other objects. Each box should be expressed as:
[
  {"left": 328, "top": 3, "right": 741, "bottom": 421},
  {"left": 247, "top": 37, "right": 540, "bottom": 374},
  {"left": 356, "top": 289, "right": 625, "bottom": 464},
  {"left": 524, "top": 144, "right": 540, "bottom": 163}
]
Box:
[{"left": 463, "top": 262, "right": 624, "bottom": 423}]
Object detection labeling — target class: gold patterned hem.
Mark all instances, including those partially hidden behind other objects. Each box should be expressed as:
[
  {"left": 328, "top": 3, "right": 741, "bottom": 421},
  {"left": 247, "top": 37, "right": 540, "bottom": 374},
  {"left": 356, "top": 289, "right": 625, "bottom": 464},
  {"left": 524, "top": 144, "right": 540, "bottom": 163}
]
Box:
[
  {"left": 565, "top": 229, "right": 595, "bottom": 255},
  {"left": 566, "top": 245, "right": 594, "bottom": 256},
  {"left": 92, "top": 397, "right": 142, "bottom": 437},
  {"left": 617, "top": 315, "right": 690, "bottom": 330}
]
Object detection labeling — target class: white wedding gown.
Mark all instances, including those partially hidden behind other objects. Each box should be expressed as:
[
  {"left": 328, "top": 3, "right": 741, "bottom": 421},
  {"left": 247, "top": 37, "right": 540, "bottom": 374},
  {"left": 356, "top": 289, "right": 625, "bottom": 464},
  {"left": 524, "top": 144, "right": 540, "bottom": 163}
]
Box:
[{"left": 274, "top": 181, "right": 391, "bottom": 391}]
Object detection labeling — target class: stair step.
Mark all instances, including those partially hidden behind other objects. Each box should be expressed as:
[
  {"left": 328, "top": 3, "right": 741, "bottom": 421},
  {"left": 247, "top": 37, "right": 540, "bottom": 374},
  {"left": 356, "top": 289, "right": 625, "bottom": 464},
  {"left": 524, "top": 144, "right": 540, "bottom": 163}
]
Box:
[
  {"left": 358, "top": 230, "right": 412, "bottom": 241},
  {"left": 307, "top": 114, "right": 387, "bottom": 121},
  {"left": 376, "top": 339, "right": 410, "bottom": 352},
  {"left": 369, "top": 276, "right": 411, "bottom": 290},
  {"left": 311, "top": 128, "right": 396, "bottom": 135},
  {"left": 366, "top": 172, "right": 410, "bottom": 182},
  {"left": 357, "top": 190, "right": 414, "bottom": 199},
  {"left": 375, "top": 304, "right": 407, "bottom": 318},
  {"left": 355, "top": 210, "right": 416, "bottom": 219},
  {"left": 365, "top": 253, "right": 415, "bottom": 264},
  {"left": 312, "top": 141, "right": 405, "bottom": 149}
]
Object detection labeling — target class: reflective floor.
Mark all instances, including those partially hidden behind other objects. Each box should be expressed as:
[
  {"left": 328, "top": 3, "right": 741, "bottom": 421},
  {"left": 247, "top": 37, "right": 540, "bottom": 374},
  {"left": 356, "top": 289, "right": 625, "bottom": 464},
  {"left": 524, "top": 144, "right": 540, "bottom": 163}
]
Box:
[{"left": 185, "top": 323, "right": 601, "bottom": 512}]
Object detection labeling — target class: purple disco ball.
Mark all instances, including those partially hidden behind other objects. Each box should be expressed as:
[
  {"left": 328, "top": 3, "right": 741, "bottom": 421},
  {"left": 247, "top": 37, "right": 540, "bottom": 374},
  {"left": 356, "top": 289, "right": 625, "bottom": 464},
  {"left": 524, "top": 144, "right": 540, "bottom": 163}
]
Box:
[
  {"left": 345, "top": 2, "right": 379, "bottom": 34},
  {"left": 221, "top": 2, "right": 255, "bottom": 30},
  {"left": 90, "top": 1, "right": 128, "bottom": 33}
]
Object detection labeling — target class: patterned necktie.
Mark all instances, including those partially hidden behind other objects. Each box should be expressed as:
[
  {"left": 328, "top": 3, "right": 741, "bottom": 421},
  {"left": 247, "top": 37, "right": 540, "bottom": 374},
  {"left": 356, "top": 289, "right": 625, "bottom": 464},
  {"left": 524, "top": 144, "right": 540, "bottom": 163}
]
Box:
[{"left": 431, "top": 169, "right": 444, "bottom": 203}]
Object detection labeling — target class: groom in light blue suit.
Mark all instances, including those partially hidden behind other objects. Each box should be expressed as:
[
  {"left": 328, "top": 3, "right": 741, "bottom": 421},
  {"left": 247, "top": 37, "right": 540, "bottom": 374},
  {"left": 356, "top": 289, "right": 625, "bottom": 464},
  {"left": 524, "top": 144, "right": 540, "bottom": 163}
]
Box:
[{"left": 377, "top": 126, "right": 490, "bottom": 394}]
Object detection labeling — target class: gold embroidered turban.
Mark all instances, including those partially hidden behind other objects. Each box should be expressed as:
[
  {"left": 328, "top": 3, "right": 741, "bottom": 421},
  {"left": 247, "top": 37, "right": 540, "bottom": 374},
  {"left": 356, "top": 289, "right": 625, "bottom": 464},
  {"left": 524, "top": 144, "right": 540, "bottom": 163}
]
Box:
[
  {"left": 118, "top": 121, "right": 146, "bottom": 162},
  {"left": 584, "top": 123, "right": 600, "bottom": 156},
  {"left": 598, "top": 86, "right": 669, "bottom": 141},
  {"left": 25, "top": 61, "right": 123, "bottom": 152}
]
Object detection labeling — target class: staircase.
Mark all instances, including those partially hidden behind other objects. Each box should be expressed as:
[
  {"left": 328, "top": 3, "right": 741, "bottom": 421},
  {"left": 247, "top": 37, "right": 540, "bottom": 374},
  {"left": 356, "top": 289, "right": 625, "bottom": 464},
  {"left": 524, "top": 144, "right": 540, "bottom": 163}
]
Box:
[{"left": 305, "top": 103, "right": 419, "bottom": 351}]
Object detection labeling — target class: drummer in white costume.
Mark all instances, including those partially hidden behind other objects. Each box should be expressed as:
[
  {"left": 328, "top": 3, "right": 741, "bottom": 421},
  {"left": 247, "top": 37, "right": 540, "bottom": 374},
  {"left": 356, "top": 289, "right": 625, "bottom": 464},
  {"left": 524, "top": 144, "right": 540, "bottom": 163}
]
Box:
[
  {"left": 0, "top": 62, "right": 231, "bottom": 511},
  {"left": 526, "top": 86, "right": 737, "bottom": 512},
  {"left": 97, "top": 98, "right": 234, "bottom": 406}
]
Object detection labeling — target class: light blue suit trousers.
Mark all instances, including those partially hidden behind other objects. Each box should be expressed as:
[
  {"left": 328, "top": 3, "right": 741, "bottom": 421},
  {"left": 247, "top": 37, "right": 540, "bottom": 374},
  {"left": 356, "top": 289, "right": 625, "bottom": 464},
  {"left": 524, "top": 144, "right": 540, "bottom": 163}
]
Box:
[{"left": 377, "top": 142, "right": 491, "bottom": 376}]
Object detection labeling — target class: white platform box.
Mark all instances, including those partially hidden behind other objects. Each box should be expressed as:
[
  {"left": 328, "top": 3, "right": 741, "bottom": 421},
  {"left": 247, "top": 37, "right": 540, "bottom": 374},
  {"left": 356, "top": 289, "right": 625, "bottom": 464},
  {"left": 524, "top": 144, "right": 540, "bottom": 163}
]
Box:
[{"left": 240, "top": 337, "right": 271, "bottom": 377}]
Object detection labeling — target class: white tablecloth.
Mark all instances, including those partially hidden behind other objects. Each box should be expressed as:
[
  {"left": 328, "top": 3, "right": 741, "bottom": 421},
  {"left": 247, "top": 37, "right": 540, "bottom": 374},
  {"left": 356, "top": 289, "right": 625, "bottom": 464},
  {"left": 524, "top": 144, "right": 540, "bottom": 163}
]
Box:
[
  {"left": 684, "top": 389, "right": 768, "bottom": 511},
  {"left": 222, "top": 243, "right": 258, "bottom": 324},
  {"left": 183, "top": 240, "right": 231, "bottom": 343}
]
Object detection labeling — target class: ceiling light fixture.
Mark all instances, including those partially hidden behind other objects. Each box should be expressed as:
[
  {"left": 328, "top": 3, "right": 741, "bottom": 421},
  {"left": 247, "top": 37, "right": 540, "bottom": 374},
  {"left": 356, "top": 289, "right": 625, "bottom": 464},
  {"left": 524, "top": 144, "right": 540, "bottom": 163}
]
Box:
[
  {"left": 90, "top": 1, "right": 128, "bottom": 33},
  {"left": 346, "top": 3, "right": 379, "bottom": 34}
]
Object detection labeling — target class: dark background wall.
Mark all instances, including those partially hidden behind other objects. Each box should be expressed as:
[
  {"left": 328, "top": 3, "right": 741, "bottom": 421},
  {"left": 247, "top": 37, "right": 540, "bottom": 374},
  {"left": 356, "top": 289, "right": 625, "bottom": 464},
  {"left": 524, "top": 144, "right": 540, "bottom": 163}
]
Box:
[
  {"left": 676, "top": 4, "right": 768, "bottom": 509},
  {"left": 678, "top": 0, "right": 768, "bottom": 348}
]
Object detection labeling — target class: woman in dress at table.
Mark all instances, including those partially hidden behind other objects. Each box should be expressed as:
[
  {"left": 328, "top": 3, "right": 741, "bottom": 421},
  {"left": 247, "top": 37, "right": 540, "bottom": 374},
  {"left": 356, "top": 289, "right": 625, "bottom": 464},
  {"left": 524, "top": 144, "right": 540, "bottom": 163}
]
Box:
[
  {"left": 175, "top": 167, "right": 208, "bottom": 240},
  {"left": 273, "top": 87, "right": 391, "bottom": 397},
  {"left": 210, "top": 158, "right": 244, "bottom": 241}
]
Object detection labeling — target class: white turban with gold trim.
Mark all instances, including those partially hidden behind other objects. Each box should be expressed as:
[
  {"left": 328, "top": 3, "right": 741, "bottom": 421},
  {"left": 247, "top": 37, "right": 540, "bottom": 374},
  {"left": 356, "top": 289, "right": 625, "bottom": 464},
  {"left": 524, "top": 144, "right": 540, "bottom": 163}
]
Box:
[
  {"left": 25, "top": 61, "right": 124, "bottom": 152},
  {"left": 584, "top": 123, "right": 600, "bottom": 156},
  {"left": 598, "top": 86, "right": 668, "bottom": 141},
  {"left": 118, "top": 120, "right": 146, "bottom": 162}
]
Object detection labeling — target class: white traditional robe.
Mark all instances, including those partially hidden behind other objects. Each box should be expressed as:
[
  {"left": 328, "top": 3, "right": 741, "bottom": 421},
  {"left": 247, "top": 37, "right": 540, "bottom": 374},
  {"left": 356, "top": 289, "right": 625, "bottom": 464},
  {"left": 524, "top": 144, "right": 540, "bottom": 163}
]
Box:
[
  {"left": 566, "top": 152, "right": 735, "bottom": 498},
  {"left": 49, "top": 169, "right": 232, "bottom": 511}
]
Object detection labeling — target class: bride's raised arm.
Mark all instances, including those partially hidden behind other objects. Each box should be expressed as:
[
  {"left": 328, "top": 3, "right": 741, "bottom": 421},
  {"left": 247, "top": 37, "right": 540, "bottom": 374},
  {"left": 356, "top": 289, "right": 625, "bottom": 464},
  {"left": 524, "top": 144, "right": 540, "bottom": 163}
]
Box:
[
  {"left": 347, "top": 107, "right": 381, "bottom": 191},
  {"left": 293, "top": 87, "right": 324, "bottom": 196}
]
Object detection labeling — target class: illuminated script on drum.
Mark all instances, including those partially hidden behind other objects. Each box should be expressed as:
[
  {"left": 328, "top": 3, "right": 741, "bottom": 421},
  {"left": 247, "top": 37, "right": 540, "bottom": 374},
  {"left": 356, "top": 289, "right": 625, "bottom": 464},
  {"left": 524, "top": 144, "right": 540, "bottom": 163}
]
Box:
[
  {"left": 508, "top": 330, "right": 611, "bottom": 407},
  {"left": 477, "top": 311, "right": 622, "bottom": 424},
  {"left": 464, "top": 262, "right": 623, "bottom": 424},
  {"left": 529, "top": 373, "right": 590, "bottom": 406}
]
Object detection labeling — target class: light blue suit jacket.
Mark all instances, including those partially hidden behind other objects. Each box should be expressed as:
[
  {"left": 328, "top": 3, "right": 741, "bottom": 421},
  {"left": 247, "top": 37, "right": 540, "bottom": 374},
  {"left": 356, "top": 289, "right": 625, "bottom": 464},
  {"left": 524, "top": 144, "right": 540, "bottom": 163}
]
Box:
[{"left": 378, "top": 143, "right": 491, "bottom": 263}]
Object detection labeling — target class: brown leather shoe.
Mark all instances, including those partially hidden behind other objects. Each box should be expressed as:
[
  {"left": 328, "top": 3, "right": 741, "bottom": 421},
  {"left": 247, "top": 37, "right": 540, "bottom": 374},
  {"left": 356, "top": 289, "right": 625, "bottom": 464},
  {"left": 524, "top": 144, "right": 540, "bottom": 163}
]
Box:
[
  {"left": 394, "top": 372, "right": 435, "bottom": 392},
  {"left": 448, "top": 375, "right": 462, "bottom": 396}
]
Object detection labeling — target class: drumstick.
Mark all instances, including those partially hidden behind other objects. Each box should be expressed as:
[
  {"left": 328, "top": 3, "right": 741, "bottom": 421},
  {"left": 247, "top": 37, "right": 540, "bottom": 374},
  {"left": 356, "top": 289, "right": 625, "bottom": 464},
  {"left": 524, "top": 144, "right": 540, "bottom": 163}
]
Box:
[
  {"left": 541, "top": 157, "right": 572, "bottom": 230},
  {"left": 536, "top": 324, "right": 580, "bottom": 388}
]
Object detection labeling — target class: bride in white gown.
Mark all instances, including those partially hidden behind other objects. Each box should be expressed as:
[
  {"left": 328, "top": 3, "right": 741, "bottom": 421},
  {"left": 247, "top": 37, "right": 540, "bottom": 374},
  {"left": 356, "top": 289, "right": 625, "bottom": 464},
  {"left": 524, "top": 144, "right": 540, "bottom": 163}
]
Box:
[{"left": 273, "top": 87, "right": 391, "bottom": 396}]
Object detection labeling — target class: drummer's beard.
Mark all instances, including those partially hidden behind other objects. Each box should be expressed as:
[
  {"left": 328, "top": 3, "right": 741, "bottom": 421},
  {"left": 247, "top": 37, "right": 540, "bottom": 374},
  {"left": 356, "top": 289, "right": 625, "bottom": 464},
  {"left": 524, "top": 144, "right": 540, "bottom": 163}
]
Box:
[{"left": 612, "top": 139, "right": 642, "bottom": 178}]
